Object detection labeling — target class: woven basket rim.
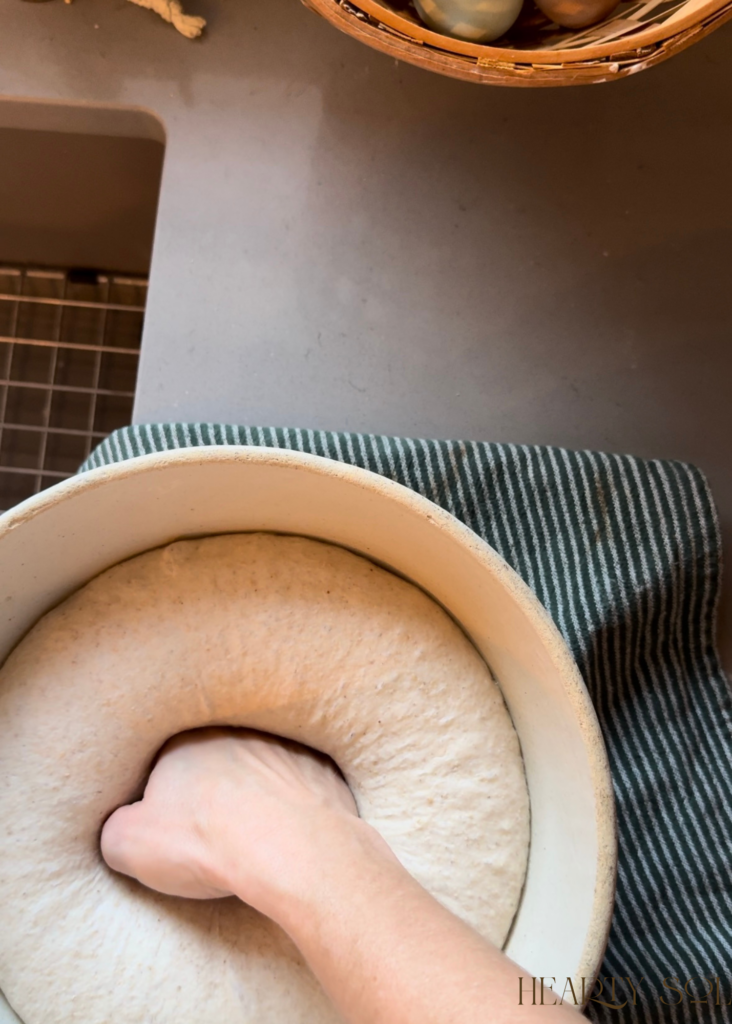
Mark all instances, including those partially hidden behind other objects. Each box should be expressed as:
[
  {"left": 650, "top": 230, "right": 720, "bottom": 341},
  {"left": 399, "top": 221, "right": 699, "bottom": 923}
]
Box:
[{"left": 346, "top": 0, "right": 730, "bottom": 63}]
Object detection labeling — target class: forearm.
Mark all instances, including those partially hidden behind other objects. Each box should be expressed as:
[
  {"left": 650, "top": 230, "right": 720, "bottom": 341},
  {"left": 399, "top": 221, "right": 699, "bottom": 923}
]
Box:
[
  {"left": 233, "top": 818, "right": 577, "bottom": 1024},
  {"left": 102, "top": 730, "right": 576, "bottom": 1024}
]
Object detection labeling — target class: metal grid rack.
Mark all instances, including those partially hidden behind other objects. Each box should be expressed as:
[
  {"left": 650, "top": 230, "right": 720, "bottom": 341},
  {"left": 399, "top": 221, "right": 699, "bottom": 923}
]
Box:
[{"left": 0, "top": 266, "right": 147, "bottom": 513}]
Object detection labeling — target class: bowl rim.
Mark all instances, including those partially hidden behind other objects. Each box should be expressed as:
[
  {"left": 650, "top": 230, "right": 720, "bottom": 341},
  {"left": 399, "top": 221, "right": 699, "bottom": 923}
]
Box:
[{"left": 0, "top": 444, "right": 618, "bottom": 1002}]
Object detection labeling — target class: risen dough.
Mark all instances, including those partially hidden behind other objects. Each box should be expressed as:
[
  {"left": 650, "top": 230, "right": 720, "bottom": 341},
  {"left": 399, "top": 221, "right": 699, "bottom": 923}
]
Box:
[{"left": 0, "top": 534, "right": 529, "bottom": 1024}]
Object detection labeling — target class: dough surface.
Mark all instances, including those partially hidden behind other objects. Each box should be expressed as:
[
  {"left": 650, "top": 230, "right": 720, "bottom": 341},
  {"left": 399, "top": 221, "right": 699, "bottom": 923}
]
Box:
[{"left": 0, "top": 534, "right": 529, "bottom": 1024}]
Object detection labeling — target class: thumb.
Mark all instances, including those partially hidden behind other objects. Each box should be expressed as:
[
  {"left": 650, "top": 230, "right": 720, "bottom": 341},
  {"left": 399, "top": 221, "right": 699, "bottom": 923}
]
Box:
[{"left": 101, "top": 802, "right": 146, "bottom": 878}]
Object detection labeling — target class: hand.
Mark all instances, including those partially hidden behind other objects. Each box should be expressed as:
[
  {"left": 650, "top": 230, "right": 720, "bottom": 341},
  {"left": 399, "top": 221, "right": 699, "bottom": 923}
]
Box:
[
  {"left": 101, "top": 727, "right": 360, "bottom": 908},
  {"left": 101, "top": 727, "right": 578, "bottom": 1024}
]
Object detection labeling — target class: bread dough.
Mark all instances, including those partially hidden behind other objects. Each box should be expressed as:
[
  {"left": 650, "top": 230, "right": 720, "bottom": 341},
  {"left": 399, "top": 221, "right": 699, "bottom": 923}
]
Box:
[{"left": 0, "top": 534, "right": 529, "bottom": 1024}]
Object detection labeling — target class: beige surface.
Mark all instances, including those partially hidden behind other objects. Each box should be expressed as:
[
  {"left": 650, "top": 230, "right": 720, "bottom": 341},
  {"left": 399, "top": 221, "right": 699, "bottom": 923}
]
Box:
[{"left": 0, "top": 532, "right": 529, "bottom": 1024}]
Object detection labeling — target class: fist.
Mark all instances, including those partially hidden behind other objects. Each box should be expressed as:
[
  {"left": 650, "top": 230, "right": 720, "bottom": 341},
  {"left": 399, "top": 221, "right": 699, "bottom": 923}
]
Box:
[{"left": 101, "top": 728, "right": 358, "bottom": 907}]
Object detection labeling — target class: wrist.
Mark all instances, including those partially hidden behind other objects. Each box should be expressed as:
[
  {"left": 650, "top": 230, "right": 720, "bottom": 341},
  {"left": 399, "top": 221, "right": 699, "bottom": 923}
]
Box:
[{"left": 227, "top": 812, "right": 402, "bottom": 935}]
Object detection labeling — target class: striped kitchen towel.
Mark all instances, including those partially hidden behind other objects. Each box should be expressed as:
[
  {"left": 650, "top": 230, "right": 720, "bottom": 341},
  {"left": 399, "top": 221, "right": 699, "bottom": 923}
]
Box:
[{"left": 82, "top": 424, "right": 732, "bottom": 1024}]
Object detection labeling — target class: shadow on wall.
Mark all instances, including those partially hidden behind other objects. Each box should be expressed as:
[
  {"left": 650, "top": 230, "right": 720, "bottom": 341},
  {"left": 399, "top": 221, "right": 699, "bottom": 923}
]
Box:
[{"left": 0, "top": 107, "right": 165, "bottom": 275}]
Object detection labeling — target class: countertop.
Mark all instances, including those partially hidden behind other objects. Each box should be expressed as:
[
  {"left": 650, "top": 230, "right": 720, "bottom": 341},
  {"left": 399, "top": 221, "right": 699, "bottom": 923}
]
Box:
[{"left": 1, "top": 0, "right": 730, "bottom": 666}]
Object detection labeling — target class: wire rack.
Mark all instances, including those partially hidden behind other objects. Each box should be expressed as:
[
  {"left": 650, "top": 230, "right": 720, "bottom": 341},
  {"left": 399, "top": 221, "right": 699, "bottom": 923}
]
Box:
[{"left": 0, "top": 266, "right": 147, "bottom": 514}]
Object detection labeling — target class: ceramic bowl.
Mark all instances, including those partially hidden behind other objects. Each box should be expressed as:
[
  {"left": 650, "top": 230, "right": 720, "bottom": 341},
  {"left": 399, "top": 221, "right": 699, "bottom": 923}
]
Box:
[{"left": 0, "top": 446, "right": 616, "bottom": 1014}]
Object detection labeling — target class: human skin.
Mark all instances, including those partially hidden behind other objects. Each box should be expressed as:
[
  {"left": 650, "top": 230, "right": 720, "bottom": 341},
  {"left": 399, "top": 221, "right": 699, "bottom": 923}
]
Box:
[{"left": 101, "top": 728, "right": 578, "bottom": 1024}]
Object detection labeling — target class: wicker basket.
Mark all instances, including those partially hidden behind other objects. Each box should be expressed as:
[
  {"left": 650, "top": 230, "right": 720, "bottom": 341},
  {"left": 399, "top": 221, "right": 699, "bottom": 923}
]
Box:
[{"left": 301, "top": 0, "right": 732, "bottom": 84}]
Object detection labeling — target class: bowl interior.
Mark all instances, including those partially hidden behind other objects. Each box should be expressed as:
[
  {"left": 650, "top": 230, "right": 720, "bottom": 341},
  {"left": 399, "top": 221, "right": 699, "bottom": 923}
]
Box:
[{"left": 0, "top": 446, "right": 615, "bottom": 1007}]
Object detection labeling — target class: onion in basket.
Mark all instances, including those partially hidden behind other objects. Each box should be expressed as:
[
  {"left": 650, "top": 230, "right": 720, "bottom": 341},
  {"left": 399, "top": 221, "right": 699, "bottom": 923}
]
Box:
[
  {"left": 412, "top": 0, "right": 524, "bottom": 41},
  {"left": 533, "top": 0, "right": 619, "bottom": 27}
]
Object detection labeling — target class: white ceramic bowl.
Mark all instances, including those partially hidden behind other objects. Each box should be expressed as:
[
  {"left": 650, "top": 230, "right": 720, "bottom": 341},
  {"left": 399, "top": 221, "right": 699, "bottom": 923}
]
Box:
[{"left": 0, "top": 446, "right": 616, "bottom": 1015}]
